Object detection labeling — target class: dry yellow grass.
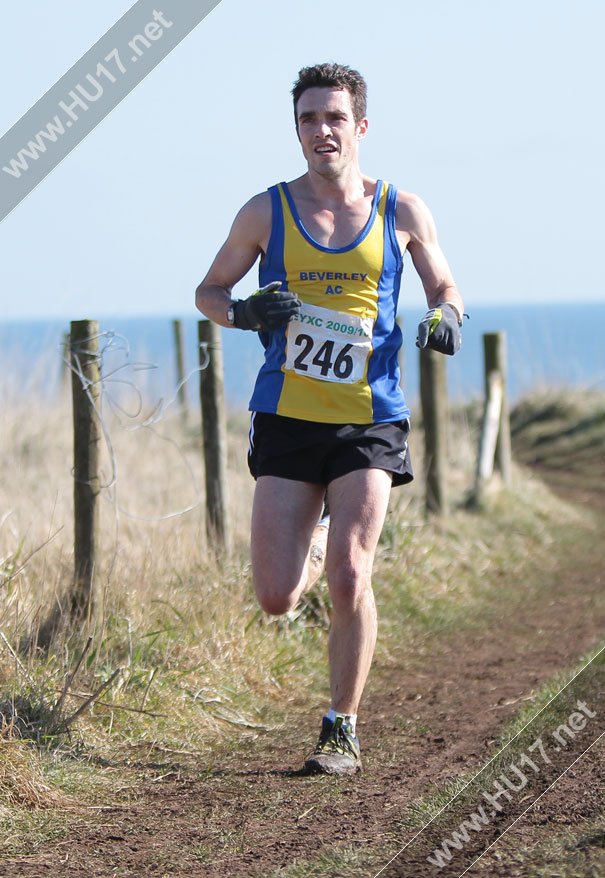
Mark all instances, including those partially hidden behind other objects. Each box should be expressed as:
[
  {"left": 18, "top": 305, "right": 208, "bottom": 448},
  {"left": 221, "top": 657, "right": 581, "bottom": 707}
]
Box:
[
  {"left": 0, "top": 739, "right": 72, "bottom": 810},
  {"left": 1, "top": 359, "right": 603, "bottom": 876},
  {"left": 0, "top": 379, "right": 597, "bottom": 810}
]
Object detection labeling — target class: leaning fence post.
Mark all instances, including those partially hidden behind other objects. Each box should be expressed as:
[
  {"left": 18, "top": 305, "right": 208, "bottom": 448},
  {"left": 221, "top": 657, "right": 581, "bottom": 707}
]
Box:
[
  {"left": 172, "top": 318, "right": 188, "bottom": 428},
  {"left": 419, "top": 347, "right": 449, "bottom": 514},
  {"left": 70, "top": 320, "right": 101, "bottom": 621},
  {"left": 473, "top": 370, "right": 503, "bottom": 504},
  {"left": 198, "top": 320, "right": 231, "bottom": 553},
  {"left": 483, "top": 332, "right": 512, "bottom": 485}
]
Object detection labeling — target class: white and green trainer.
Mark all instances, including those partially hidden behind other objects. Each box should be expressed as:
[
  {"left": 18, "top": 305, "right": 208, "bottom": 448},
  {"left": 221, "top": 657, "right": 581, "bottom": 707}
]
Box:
[{"left": 304, "top": 716, "right": 362, "bottom": 775}]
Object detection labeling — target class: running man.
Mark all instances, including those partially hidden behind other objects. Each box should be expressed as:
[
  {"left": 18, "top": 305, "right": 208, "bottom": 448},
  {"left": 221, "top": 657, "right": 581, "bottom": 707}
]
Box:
[{"left": 195, "top": 63, "right": 464, "bottom": 775}]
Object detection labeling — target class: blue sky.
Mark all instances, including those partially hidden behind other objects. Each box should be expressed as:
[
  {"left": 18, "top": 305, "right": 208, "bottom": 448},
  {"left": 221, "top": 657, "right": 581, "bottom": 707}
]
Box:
[{"left": 1, "top": 0, "right": 603, "bottom": 320}]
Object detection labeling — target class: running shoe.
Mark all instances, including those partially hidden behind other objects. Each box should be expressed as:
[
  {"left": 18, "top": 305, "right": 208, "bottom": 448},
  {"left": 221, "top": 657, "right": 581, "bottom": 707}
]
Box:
[{"left": 304, "top": 716, "right": 362, "bottom": 775}]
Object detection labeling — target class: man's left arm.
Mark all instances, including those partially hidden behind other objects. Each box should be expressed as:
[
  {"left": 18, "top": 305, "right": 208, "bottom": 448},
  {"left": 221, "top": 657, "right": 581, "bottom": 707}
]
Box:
[{"left": 397, "top": 193, "right": 465, "bottom": 355}]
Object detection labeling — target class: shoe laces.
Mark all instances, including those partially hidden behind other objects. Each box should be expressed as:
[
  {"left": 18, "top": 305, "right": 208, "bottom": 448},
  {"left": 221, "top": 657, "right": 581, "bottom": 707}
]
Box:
[{"left": 315, "top": 717, "right": 358, "bottom": 758}]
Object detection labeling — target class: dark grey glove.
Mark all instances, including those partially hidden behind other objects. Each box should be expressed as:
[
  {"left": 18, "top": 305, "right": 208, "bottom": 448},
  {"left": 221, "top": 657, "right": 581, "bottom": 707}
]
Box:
[
  {"left": 416, "top": 303, "right": 462, "bottom": 356},
  {"left": 233, "top": 281, "right": 301, "bottom": 331}
]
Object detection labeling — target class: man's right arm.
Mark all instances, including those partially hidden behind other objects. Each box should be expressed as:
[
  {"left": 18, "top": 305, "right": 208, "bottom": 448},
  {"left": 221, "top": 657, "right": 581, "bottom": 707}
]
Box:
[{"left": 195, "top": 193, "right": 270, "bottom": 327}]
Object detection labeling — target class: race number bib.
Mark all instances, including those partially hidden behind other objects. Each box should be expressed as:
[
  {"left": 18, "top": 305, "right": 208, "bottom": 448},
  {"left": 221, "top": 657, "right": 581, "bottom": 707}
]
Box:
[{"left": 284, "top": 303, "right": 373, "bottom": 384}]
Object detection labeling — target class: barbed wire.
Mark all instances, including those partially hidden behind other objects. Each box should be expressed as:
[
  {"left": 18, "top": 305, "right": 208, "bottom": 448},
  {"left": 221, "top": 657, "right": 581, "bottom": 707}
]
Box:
[{"left": 62, "top": 329, "right": 210, "bottom": 523}]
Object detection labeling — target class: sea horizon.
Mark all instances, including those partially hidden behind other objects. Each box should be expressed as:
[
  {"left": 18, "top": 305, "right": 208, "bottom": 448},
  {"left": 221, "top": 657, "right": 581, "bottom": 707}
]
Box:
[{"left": 1, "top": 302, "right": 604, "bottom": 411}]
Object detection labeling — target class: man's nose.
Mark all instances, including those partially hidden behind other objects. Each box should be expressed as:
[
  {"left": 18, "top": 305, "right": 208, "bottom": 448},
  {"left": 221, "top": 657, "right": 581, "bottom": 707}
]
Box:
[{"left": 316, "top": 122, "right": 333, "bottom": 138}]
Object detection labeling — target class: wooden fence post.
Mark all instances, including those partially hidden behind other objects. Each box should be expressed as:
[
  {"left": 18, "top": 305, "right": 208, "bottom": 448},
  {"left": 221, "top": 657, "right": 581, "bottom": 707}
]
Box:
[
  {"left": 419, "top": 347, "right": 449, "bottom": 514},
  {"left": 483, "top": 332, "right": 512, "bottom": 485},
  {"left": 70, "top": 320, "right": 101, "bottom": 621},
  {"left": 172, "top": 318, "right": 188, "bottom": 428},
  {"left": 473, "top": 370, "right": 503, "bottom": 504},
  {"left": 198, "top": 320, "right": 231, "bottom": 553}
]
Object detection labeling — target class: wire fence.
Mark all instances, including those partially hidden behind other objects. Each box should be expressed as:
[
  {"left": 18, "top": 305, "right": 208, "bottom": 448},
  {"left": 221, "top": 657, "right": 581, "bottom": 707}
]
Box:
[{"left": 64, "top": 328, "right": 209, "bottom": 523}]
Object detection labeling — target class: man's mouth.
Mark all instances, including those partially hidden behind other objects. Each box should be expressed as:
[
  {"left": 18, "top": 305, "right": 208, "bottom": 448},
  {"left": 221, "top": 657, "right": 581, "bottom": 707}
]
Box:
[{"left": 314, "top": 144, "right": 338, "bottom": 154}]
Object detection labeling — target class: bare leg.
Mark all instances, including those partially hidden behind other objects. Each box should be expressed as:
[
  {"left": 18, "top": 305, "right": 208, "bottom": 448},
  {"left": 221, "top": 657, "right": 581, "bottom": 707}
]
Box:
[
  {"left": 251, "top": 476, "right": 325, "bottom": 615},
  {"left": 324, "top": 468, "right": 392, "bottom": 714},
  {"left": 305, "top": 516, "right": 329, "bottom": 591}
]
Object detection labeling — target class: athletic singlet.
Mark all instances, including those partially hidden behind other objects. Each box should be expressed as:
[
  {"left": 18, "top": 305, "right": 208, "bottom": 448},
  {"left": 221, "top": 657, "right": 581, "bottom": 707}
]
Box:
[{"left": 248, "top": 179, "right": 410, "bottom": 425}]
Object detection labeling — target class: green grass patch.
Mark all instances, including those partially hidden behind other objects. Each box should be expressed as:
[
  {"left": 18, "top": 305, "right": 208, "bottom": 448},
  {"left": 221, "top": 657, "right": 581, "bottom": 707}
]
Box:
[{"left": 265, "top": 844, "right": 367, "bottom": 878}]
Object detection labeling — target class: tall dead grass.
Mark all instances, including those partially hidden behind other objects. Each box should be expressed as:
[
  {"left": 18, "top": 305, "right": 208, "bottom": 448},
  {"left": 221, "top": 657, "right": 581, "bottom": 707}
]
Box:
[
  {"left": 0, "top": 739, "right": 72, "bottom": 811},
  {"left": 0, "top": 380, "right": 599, "bottom": 804}
]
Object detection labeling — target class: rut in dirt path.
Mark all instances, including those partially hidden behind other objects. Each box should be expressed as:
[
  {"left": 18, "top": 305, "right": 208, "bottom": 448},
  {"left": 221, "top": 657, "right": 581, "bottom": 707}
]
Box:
[{"left": 6, "top": 494, "right": 605, "bottom": 878}]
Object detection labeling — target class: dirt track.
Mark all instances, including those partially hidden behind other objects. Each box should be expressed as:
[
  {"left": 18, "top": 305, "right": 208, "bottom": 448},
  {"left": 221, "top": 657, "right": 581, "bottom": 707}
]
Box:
[{"left": 5, "top": 448, "right": 605, "bottom": 877}]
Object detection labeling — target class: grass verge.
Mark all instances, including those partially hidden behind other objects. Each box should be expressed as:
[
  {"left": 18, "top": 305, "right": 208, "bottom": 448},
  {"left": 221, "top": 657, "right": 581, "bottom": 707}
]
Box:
[{"left": 0, "top": 390, "right": 602, "bottom": 865}]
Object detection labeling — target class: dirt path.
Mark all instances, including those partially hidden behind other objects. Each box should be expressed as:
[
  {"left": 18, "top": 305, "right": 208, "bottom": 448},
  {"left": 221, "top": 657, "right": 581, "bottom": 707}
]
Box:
[{"left": 5, "top": 459, "right": 605, "bottom": 877}]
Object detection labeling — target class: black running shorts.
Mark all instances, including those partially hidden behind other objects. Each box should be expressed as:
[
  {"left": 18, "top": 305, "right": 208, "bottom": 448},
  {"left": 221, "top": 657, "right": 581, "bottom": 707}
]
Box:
[{"left": 247, "top": 412, "right": 413, "bottom": 487}]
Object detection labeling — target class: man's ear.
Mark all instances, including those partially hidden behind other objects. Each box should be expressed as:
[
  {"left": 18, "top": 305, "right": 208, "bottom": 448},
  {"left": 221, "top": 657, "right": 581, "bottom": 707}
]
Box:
[{"left": 356, "top": 117, "right": 369, "bottom": 140}]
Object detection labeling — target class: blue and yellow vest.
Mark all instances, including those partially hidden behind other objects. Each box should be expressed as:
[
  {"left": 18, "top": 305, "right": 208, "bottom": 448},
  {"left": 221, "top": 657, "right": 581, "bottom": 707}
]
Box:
[{"left": 248, "top": 180, "right": 410, "bottom": 425}]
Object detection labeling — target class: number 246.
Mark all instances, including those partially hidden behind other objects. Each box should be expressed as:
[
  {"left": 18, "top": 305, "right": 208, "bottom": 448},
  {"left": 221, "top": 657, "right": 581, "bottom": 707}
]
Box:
[{"left": 293, "top": 335, "right": 354, "bottom": 379}]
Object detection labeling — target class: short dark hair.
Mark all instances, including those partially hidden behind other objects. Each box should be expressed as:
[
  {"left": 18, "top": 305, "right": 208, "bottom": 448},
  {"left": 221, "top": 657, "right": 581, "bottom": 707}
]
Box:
[{"left": 292, "top": 63, "right": 368, "bottom": 126}]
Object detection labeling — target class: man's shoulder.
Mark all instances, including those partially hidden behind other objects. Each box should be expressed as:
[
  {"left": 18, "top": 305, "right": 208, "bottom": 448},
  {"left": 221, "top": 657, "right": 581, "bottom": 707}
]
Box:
[
  {"left": 395, "top": 189, "right": 426, "bottom": 211},
  {"left": 373, "top": 181, "right": 428, "bottom": 217},
  {"left": 232, "top": 190, "right": 274, "bottom": 238},
  {"left": 394, "top": 190, "right": 434, "bottom": 237},
  {"left": 238, "top": 189, "right": 273, "bottom": 218}
]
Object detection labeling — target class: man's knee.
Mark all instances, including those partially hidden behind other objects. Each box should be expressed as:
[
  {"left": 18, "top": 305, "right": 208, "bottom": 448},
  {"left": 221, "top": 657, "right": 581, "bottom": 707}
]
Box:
[
  {"left": 256, "top": 588, "right": 298, "bottom": 616},
  {"left": 253, "top": 569, "right": 302, "bottom": 616},
  {"left": 326, "top": 559, "right": 373, "bottom": 613}
]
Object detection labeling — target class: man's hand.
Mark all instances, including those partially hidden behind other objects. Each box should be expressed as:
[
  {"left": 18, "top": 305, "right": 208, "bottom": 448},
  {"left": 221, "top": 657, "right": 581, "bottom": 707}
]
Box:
[
  {"left": 233, "top": 281, "right": 301, "bottom": 331},
  {"left": 416, "top": 303, "right": 462, "bottom": 356}
]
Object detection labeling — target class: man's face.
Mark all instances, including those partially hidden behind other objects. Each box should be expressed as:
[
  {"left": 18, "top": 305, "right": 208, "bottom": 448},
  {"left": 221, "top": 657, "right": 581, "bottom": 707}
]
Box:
[{"left": 295, "top": 87, "right": 368, "bottom": 178}]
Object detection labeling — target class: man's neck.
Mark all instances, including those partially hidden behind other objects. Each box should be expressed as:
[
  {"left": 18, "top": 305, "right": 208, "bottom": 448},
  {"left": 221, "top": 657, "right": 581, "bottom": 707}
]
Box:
[{"left": 299, "top": 165, "right": 368, "bottom": 207}]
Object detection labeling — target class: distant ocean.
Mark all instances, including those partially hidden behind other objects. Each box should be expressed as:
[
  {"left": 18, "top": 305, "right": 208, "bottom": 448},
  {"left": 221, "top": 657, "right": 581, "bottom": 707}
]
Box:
[{"left": 1, "top": 304, "right": 603, "bottom": 412}]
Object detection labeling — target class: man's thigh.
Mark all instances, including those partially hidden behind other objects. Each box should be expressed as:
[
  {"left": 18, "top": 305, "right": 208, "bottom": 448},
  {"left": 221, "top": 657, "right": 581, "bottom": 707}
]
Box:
[
  {"left": 251, "top": 476, "right": 325, "bottom": 595},
  {"left": 326, "top": 468, "right": 393, "bottom": 574}
]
